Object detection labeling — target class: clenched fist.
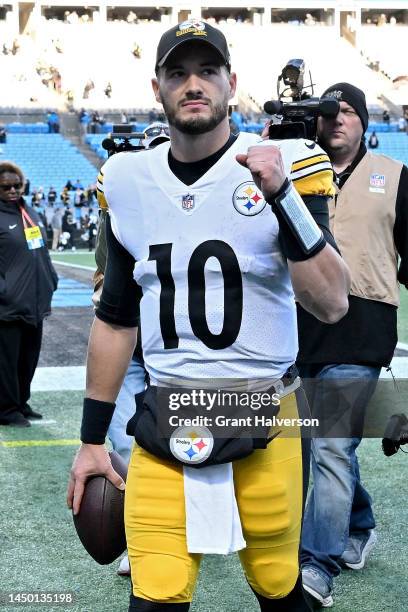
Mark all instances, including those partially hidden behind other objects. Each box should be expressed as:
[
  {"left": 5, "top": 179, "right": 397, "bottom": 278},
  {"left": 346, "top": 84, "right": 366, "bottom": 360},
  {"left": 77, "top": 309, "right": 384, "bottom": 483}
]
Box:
[{"left": 236, "top": 143, "right": 286, "bottom": 201}]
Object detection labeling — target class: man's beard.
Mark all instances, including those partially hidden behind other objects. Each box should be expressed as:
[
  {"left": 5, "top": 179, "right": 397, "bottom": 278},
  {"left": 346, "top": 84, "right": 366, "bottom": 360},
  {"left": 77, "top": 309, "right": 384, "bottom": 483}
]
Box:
[{"left": 162, "top": 96, "right": 229, "bottom": 135}]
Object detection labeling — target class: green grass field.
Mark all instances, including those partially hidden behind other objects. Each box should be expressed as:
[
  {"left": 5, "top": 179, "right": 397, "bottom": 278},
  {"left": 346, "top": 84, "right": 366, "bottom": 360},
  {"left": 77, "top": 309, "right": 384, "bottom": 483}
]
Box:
[
  {"left": 0, "top": 391, "right": 407, "bottom": 612},
  {"left": 51, "top": 252, "right": 97, "bottom": 269}
]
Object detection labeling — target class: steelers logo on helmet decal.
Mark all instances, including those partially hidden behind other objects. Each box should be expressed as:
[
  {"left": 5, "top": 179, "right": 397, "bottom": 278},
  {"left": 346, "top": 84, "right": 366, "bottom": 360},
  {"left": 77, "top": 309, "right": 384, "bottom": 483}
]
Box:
[
  {"left": 170, "top": 425, "right": 214, "bottom": 464},
  {"left": 232, "top": 182, "right": 266, "bottom": 216}
]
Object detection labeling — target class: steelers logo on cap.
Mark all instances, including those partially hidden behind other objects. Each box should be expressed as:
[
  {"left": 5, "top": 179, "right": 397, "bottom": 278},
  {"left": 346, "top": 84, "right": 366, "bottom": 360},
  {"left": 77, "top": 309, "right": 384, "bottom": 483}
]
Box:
[
  {"left": 232, "top": 181, "right": 266, "bottom": 216},
  {"left": 179, "top": 19, "right": 206, "bottom": 32},
  {"left": 170, "top": 426, "right": 214, "bottom": 464}
]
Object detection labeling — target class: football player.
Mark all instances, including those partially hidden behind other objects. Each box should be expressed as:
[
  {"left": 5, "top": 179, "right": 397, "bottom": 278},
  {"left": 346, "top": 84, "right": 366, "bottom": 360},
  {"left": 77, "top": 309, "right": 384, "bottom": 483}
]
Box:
[{"left": 68, "top": 20, "right": 350, "bottom": 612}]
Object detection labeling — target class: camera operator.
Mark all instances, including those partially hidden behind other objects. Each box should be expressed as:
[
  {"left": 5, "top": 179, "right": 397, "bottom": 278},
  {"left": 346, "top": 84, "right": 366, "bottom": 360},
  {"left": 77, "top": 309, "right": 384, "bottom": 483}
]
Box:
[{"left": 297, "top": 82, "right": 408, "bottom": 608}]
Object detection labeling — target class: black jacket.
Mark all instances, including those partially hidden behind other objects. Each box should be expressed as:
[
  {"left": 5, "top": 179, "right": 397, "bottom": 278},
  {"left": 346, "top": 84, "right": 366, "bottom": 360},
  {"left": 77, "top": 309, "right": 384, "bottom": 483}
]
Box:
[{"left": 0, "top": 198, "right": 58, "bottom": 325}]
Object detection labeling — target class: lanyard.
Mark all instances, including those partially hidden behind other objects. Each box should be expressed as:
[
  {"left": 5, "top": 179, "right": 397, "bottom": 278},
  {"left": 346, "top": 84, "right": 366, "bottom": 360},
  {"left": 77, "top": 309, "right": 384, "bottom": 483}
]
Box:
[{"left": 20, "top": 206, "right": 37, "bottom": 229}]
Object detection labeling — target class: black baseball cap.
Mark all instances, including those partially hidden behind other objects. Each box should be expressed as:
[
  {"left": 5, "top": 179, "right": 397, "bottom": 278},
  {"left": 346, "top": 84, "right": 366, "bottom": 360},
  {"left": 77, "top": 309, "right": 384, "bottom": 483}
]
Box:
[{"left": 155, "top": 19, "right": 231, "bottom": 73}]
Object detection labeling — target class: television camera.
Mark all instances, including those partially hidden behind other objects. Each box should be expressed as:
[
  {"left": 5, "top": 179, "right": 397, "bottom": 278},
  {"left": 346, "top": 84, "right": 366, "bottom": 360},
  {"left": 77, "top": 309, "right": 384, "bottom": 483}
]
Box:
[
  {"left": 102, "top": 123, "right": 170, "bottom": 157},
  {"left": 263, "top": 59, "right": 340, "bottom": 140}
]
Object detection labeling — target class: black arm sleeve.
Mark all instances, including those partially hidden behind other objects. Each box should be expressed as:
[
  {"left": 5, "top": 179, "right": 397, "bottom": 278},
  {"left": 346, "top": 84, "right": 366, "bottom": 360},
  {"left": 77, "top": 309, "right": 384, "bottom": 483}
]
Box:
[
  {"left": 269, "top": 181, "right": 340, "bottom": 260},
  {"left": 95, "top": 214, "right": 142, "bottom": 327},
  {"left": 394, "top": 165, "right": 408, "bottom": 289},
  {"left": 304, "top": 195, "right": 340, "bottom": 254}
]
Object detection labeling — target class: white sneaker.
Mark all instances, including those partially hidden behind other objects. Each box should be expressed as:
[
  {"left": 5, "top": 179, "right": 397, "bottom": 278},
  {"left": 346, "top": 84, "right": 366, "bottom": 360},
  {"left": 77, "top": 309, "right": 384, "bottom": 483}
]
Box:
[
  {"left": 117, "top": 554, "right": 130, "bottom": 576},
  {"left": 302, "top": 567, "right": 334, "bottom": 608},
  {"left": 340, "top": 530, "right": 377, "bottom": 570}
]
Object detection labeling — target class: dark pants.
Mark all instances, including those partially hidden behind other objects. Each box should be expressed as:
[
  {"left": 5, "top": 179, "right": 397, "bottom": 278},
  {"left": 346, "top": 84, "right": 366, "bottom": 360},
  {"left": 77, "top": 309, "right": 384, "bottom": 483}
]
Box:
[{"left": 0, "top": 320, "right": 43, "bottom": 423}]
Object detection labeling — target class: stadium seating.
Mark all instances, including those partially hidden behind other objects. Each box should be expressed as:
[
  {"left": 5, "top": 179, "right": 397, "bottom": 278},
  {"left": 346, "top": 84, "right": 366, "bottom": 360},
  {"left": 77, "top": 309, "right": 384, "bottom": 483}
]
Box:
[
  {"left": 0, "top": 134, "right": 98, "bottom": 193},
  {"left": 6, "top": 122, "right": 49, "bottom": 133},
  {"left": 371, "top": 132, "right": 408, "bottom": 166}
]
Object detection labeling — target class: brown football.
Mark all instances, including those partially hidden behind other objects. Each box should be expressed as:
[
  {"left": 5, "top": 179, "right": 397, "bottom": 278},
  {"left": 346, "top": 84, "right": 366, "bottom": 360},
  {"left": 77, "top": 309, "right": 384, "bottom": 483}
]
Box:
[{"left": 73, "top": 451, "right": 128, "bottom": 565}]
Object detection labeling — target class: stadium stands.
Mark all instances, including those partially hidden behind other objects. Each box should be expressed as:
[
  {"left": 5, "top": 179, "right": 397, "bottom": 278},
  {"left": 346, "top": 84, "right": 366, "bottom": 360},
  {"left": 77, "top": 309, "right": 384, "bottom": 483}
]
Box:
[
  {"left": 359, "top": 25, "right": 408, "bottom": 82},
  {"left": 0, "top": 17, "right": 400, "bottom": 114},
  {"left": 371, "top": 132, "right": 408, "bottom": 166},
  {"left": 5, "top": 122, "right": 49, "bottom": 133},
  {"left": 0, "top": 134, "right": 97, "bottom": 194}
]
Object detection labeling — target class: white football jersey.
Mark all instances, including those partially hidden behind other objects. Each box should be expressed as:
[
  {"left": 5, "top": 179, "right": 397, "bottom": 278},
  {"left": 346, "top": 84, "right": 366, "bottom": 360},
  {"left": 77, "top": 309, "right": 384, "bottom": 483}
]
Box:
[{"left": 100, "top": 132, "right": 334, "bottom": 383}]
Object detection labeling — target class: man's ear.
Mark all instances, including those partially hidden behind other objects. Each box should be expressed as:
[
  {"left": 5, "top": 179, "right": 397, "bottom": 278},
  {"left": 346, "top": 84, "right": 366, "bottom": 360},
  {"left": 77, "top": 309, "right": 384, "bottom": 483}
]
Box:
[
  {"left": 228, "top": 72, "right": 237, "bottom": 101},
  {"left": 151, "top": 78, "right": 161, "bottom": 104}
]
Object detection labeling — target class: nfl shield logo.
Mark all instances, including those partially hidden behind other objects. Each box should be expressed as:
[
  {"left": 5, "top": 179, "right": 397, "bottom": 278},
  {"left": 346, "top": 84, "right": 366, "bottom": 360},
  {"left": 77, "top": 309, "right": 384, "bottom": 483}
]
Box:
[
  {"left": 182, "top": 194, "right": 195, "bottom": 211},
  {"left": 370, "top": 173, "right": 385, "bottom": 188}
]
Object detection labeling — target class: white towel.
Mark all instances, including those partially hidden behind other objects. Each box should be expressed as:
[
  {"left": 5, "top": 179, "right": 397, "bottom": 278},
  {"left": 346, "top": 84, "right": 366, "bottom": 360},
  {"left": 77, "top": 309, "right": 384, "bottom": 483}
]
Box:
[{"left": 183, "top": 463, "right": 246, "bottom": 554}]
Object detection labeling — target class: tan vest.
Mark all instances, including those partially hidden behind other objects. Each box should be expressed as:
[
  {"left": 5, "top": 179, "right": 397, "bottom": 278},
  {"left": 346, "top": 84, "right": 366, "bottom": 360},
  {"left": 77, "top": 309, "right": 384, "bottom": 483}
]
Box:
[{"left": 329, "top": 151, "right": 402, "bottom": 306}]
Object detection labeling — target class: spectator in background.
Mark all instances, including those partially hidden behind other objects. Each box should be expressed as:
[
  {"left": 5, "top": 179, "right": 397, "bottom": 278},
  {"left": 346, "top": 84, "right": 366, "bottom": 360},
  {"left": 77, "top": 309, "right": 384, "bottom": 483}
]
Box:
[
  {"left": 37, "top": 187, "right": 46, "bottom": 203},
  {"left": 104, "top": 82, "right": 112, "bottom": 99},
  {"left": 54, "top": 38, "right": 63, "bottom": 53},
  {"left": 47, "top": 111, "right": 60, "bottom": 133},
  {"left": 90, "top": 111, "right": 101, "bottom": 134},
  {"left": 23, "top": 178, "right": 30, "bottom": 196},
  {"left": 31, "top": 189, "right": 39, "bottom": 206},
  {"left": 83, "top": 79, "right": 95, "bottom": 100},
  {"left": 74, "top": 188, "right": 86, "bottom": 228},
  {"left": 87, "top": 208, "right": 98, "bottom": 252},
  {"left": 44, "top": 202, "right": 55, "bottom": 229},
  {"left": 127, "top": 10, "right": 137, "bottom": 23},
  {"left": 60, "top": 187, "right": 71, "bottom": 205},
  {"left": 0, "top": 125, "right": 6, "bottom": 144},
  {"left": 47, "top": 186, "right": 57, "bottom": 205},
  {"left": 86, "top": 184, "right": 96, "bottom": 206},
  {"left": 11, "top": 38, "right": 20, "bottom": 56},
  {"left": 382, "top": 109, "right": 390, "bottom": 123},
  {"left": 51, "top": 207, "right": 64, "bottom": 251},
  {"left": 398, "top": 116, "right": 406, "bottom": 132},
  {"left": 74, "top": 179, "right": 84, "bottom": 190},
  {"left": 62, "top": 207, "right": 76, "bottom": 250},
  {"left": 79, "top": 109, "right": 90, "bottom": 140},
  {"left": 368, "top": 131, "right": 379, "bottom": 149},
  {"left": 0, "top": 161, "right": 58, "bottom": 427},
  {"left": 305, "top": 13, "right": 316, "bottom": 26},
  {"left": 132, "top": 43, "right": 142, "bottom": 59},
  {"left": 65, "top": 179, "right": 74, "bottom": 191},
  {"left": 32, "top": 201, "right": 47, "bottom": 228}
]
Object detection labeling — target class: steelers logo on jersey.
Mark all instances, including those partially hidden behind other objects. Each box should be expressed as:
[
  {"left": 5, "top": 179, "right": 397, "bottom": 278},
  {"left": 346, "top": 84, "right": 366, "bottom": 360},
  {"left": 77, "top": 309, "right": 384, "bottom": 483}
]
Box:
[
  {"left": 170, "top": 426, "right": 214, "bottom": 464},
  {"left": 232, "top": 182, "right": 266, "bottom": 216}
]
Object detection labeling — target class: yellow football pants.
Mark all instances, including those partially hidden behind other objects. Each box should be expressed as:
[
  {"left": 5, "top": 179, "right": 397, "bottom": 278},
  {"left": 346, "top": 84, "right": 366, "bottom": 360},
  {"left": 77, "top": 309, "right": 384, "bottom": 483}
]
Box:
[{"left": 124, "top": 392, "right": 304, "bottom": 603}]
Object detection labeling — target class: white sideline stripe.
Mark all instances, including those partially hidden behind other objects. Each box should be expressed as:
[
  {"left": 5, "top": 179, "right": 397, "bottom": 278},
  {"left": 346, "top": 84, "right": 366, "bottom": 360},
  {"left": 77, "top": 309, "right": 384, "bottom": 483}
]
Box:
[
  {"left": 32, "top": 366, "right": 86, "bottom": 391},
  {"left": 31, "top": 358, "right": 408, "bottom": 392},
  {"left": 51, "top": 260, "right": 96, "bottom": 271},
  {"left": 30, "top": 420, "right": 57, "bottom": 426}
]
